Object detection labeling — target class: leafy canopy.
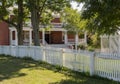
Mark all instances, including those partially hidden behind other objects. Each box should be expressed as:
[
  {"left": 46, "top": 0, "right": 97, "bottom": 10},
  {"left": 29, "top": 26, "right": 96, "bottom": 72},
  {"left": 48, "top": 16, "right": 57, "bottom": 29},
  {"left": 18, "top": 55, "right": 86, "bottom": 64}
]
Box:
[
  {"left": 77, "top": 0, "right": 120, "bottom": 35},
  {"left": 0, "top": 0, "right": 14, "bottom": 20},
  {"left": 61, "top": 7, "right": 88, "bottom": 32}
]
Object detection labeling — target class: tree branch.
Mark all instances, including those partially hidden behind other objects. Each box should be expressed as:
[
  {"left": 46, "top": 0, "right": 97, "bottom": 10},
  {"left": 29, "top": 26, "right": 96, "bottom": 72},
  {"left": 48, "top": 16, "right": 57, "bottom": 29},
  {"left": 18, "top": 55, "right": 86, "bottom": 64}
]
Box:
[{"left": 39, "top": 0, "right": 47, "bottom": 17}]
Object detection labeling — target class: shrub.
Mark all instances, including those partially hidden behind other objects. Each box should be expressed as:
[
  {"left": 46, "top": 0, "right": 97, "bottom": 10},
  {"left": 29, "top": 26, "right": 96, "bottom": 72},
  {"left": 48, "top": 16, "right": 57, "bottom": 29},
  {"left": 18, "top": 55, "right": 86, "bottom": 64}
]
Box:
[
  {"left": 87, "top": 46, "right": 95, "bottom": 51},
  {"left": 22, "top": 56, "right": 34, "bottom": 61},
  {"left": 78, "top": 45, "right": 86, "bottom": 50}
]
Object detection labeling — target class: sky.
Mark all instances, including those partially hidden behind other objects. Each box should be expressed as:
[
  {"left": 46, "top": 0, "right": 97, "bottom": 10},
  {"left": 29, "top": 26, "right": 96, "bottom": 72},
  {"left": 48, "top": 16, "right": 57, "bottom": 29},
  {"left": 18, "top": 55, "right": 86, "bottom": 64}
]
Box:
[
  {"left": 8, "top": 1, "right": 83, "bottom": 12},
  {"left": 71, "top": 1, "right": 83, "bottom": 11}
]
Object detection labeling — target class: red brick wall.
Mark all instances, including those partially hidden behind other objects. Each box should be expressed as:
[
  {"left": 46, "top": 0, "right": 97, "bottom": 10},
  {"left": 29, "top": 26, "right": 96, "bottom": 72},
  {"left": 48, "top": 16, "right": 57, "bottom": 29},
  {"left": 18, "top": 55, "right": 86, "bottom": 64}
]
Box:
[
  {"left": 51, "top": 31, "right": 63, "bottom": 44},
  {"left": 32, "top": 31, "right": 75, "bottom": 44},
  {"left": 50, "top": 32, "right": 75, "bottom": 44},
  {"left": 68, "top": 33, "right": 75, "bottom": 39},
  {"left": 0, "top": 21, "right": 9, "bottom": 45},
  {"left": 51, "top": 18, "right": 61, "bottom": 23}
]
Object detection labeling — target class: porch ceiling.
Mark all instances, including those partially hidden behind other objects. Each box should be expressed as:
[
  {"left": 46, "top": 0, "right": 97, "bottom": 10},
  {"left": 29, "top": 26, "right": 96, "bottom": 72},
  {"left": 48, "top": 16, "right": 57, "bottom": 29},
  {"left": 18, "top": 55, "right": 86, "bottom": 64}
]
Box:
[
  {"left": 40, "top": 28, "right": 66, "bottom": 31},
  {"left": 9, "top": 27, "right": 32, "bottom": 31},
  {"left": 9, "top": 27, "right": 66, "bottom": 31}
]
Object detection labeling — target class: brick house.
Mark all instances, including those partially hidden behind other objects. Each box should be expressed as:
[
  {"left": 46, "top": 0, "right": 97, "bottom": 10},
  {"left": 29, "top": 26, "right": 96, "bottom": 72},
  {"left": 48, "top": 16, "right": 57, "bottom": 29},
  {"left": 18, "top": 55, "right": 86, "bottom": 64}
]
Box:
[
  {"left": 0, "top": 21, "right": 10, "bottom": 45},
  {"left": 0, "top": 16, "right": 87, "bottom": 47}
]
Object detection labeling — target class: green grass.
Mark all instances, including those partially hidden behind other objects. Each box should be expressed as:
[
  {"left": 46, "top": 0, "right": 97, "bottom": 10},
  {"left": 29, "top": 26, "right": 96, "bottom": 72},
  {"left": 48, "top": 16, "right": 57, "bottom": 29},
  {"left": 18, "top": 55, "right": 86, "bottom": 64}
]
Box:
[{"left": 0, "top": 55, "right": 119, "bottom": 84}]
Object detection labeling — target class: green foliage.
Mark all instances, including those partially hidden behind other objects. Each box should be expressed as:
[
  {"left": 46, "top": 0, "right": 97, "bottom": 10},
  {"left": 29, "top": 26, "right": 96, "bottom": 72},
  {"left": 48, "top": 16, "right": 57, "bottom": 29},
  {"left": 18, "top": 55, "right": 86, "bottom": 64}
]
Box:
[
  {"left": 87, "top": 46, "right": 95, "bottom": 51},
  {"left": 40, "top": 12, "right": 53, "bottom": 25},
  {"left": 77, "top": 0, "right": 120, "bottom": 35},
  {"left": 91, "top": 34, "right": 100, "bottom": 46},
  {"left": 0, "top": 0, "right": 14, "bottom": 19},
  {"left": 79, "top": 32, "right": 84, "bottom": 38},
  {"left": 61, "top": 7, "right": 88, "bottom": 32},
  {"left": 11, "top": 5, "right": 29, "bottom": 23},
  {"left": 87, "top": 33, "right": 100, "bottom": 49},
  {"left": 26, "top": 0, "right": 71, "bottom": 45},
  {"left": 22, "top": 56, "right": 34, "bottom": 61},
  {"left": 0, "top": 0, "right": 31, "bottom": 26},
  {"left": 45, "top": 0, "right": 71, "bottom": 12},
  {"left": 77, "top": 44, "right": 86, "bottom": 50}
]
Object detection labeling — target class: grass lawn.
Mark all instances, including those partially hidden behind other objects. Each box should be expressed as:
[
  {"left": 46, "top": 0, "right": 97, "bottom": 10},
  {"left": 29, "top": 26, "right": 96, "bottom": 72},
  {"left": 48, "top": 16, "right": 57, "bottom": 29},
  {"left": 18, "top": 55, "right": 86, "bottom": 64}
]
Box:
[{"left": 0, "top": 55, "right": 119, "bottom": 84}]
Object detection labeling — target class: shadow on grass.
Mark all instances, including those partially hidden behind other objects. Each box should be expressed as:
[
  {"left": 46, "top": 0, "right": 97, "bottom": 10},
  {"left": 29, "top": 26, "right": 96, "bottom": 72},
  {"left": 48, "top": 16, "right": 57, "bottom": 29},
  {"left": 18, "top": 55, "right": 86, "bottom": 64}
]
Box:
[
  {"left": 0, "top": 55, "right": 42, "bottom": 82},
  {"left": 49, "top": 78, "right": 118, "bottom": 84},
  {"left": 48, "top": 74, "right": 119, "bottom": 84},
  {"left": 0, "top": 55, "right": 119, "bottom": 84},
  {"left": 35, "top": 62, "right": 119, "bottom": 84}
]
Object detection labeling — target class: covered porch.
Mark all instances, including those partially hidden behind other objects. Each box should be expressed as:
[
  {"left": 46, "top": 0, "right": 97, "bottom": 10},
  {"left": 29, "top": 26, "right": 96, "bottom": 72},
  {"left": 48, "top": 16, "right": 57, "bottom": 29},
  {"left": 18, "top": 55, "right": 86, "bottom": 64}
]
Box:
[{"left": 9, "top": 27, "right": 87, "bottom": 48}]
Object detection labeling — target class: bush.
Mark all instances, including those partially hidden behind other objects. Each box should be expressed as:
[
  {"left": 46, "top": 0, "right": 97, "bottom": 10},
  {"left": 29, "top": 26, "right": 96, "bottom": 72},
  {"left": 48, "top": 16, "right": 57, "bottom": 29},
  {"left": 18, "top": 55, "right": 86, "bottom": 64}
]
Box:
[
  {"left": 87, "top": 46, "right": 95, "bottom": 51},
  {"left": 78, "top": 45, "right": 86, "bottom": 50},
  {"left": 22, "top": 56, "right": 34, "bottom": 61}
]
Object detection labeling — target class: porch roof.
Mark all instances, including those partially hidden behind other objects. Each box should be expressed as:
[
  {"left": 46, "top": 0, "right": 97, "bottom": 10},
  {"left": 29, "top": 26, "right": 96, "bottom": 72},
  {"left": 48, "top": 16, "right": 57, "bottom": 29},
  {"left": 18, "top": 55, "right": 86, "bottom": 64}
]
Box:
[{"left": 9, "top": 27, "right": 66, "bottom": 31}]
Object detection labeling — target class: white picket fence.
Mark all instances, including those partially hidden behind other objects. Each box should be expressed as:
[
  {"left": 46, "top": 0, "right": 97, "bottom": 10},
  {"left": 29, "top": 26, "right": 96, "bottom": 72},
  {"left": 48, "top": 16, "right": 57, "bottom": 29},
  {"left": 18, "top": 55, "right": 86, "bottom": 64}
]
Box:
[{"left": 0, "top": 46, "right": 120, "bottom": 82}]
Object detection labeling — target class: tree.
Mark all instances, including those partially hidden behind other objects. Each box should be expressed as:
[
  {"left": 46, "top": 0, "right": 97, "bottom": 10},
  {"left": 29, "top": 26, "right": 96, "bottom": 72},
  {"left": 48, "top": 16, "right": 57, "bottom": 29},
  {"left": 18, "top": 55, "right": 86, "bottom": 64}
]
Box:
[
  {"left": 0, "top": 0, "right": 16, "bottom": 27},
  {"left": 17, "top": 0, "right": 24, "bottom": 45},
  {"left": 62, "top": 7, "right": 87, "bottom": 32},
  {"left": 76, "top": 0, "right": 120, "bottom": 35},
  {"left": 27, "top": 0, "right": 71, "bottom": 46},
  {"left": 0, "top": 0, "right": 25, "bottom": 45}
]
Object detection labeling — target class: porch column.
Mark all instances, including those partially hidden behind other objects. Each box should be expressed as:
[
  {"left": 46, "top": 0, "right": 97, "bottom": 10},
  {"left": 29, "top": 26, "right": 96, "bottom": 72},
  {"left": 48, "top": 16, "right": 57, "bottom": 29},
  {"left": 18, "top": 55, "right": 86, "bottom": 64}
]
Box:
[
  {"left": 109, "top": 36, "right": 111, "bottom": 52},
  {"left": 42, "top": 29, "right": 45, "bottom": 45},
  {"left": 29, "top": 30, "right": 32, "bottom": 46},
  {"left": 75, "top": 32, "right": 79, "bottom": 50},
  {"left": 15, "top": 29, "right": 18, "bottom": 46},
  {"left": 64, "top": 31, "right": 68, "bottom": 44},
  {"left": 119, "top": 36, "right": 120, "bottom": 52},
  {"left": 84, "top": 31, "right": 87, "bottom": 46},
  {"left": 100, "top": 35, "right": 103, "bottom": 52},
  {"left": 10, "top": 30, "right": 13, "bottom": 45}
]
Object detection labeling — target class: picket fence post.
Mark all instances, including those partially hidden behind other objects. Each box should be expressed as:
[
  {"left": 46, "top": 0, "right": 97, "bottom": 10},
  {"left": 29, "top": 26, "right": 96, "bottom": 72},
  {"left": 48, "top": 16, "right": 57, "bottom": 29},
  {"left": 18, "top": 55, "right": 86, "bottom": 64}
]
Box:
[
  {"left": 62, "top": 49, "right": 65, "bottom": 66},
  {"left": 42, "top": 47, "right": 46, "bottom": 62},
  {"left": 90, "top": 52, "right": 95, "bottom": 76}
]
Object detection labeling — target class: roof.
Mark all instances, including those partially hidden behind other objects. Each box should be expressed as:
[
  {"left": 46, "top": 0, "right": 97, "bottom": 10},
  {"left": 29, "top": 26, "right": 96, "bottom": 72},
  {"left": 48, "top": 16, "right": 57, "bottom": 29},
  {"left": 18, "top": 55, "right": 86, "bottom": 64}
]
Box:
[{"left": 9, "top": 27, "right": 66, "bottom": 31}]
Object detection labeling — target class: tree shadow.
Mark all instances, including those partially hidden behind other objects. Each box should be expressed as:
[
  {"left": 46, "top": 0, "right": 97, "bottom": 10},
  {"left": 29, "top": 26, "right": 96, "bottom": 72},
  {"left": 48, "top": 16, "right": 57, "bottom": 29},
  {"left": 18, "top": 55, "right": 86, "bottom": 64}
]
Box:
[
  {"left": 0, "top": 55, "right": 44, "bottom": 82},
  {"left": 36, "top": 62, "right": 118, "bottom": 84},
  {"left": 0, "top": 55, "right": 119, "bottom": 84},
  {"left": 0, "top": 55, "right": 84, "bottom": 83},
  {"left": 49, "top": 76, "right": 119, "bottom": 84},
  {"left": 49, "top": 79, "right": 117, "bottom": 84},
  {"left": 31, "top": 62, "right": 118, "bottom": 84},
  {"left": 49, "top": 79, "right": 82, "bottom": 84}
]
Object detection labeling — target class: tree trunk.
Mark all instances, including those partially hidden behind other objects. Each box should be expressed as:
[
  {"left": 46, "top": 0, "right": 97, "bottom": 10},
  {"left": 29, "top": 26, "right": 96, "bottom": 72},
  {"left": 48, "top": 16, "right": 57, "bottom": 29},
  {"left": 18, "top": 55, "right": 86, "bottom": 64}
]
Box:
[
  {"left": 30, "top": 0, "right": 40, "bottom": 46},
  {"left": 17, "top": 0, "right": 23, "bottom": 45}
]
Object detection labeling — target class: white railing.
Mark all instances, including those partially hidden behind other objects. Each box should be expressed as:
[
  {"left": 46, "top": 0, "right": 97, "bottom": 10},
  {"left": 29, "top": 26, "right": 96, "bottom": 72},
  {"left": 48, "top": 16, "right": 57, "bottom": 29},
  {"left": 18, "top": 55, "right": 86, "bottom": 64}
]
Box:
[
  {"left": 68, "top": 39, "right": 85, "bottom": 44},
  {"left": 79, "top": 39, "right": 85, "bottom": 44},
  {"left": 0, "top": 46, "right": 120, "bottom": 82},
  {"left": 95, "top": 52, "right": 120, "bottom": 81},
  {"left": 68, "top": 39, "right": 75, "bottom": 44},
  {"left": 39, "top": 23, "right": 63, "bottom": 28}
]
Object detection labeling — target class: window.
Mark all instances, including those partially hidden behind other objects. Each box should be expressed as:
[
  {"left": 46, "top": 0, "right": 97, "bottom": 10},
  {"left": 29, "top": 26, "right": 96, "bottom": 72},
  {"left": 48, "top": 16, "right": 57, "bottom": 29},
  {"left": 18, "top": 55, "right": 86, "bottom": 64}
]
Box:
[
  {"left": 62, "top": 32, "right": 64, "bottom": 41},
  {"left": 12, "top": 31, "right": 15, "bottom": 40}
]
